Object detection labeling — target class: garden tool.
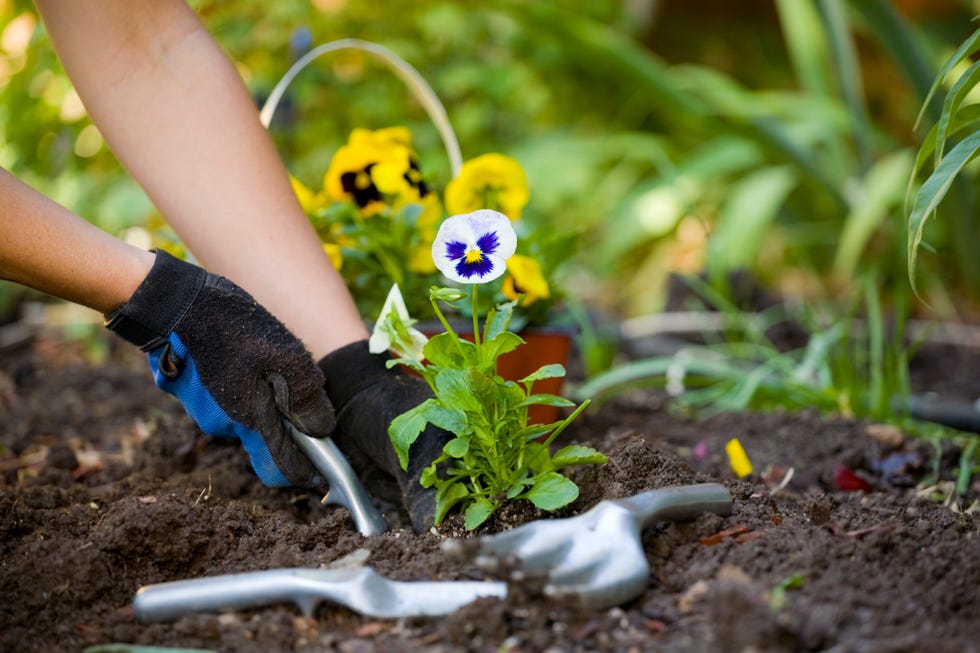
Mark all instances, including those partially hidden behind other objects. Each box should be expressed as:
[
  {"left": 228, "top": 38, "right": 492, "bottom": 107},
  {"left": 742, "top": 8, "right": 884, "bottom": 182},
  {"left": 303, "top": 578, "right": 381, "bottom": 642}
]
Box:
[
  {"left": 285, "top": 421, "right": 389, "bottom": 536},
  {"left": 443, "top": 483, "right": 733, "bottom": 610},
  {"left": 133, "top": 566, "right": 508, "bottom": 623}
]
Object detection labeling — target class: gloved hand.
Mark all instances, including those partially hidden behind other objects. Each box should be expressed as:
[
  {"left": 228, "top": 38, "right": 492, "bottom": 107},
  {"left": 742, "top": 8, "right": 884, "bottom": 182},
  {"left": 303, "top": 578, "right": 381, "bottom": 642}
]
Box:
[
  {"left": 105, "top": 250, "right": 335, "bottom": 488},
  {"left": 318, "top": 340, "right": 451, "bottom": 532}
]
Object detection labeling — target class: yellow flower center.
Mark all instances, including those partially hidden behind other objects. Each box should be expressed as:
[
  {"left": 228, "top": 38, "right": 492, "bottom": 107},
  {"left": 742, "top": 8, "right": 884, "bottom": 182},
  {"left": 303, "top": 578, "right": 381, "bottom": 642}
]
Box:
[
  {"left": 354, "top": 171, "right": 372, "bottom": 190},
  {"left": 465, "top": 248, "right": 484, "bottom": 264}
]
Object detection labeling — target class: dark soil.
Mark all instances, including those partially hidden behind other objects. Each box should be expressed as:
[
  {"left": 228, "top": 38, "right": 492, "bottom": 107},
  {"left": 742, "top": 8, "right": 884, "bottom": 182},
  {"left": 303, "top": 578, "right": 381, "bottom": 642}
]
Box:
[{"left": 2, "top": 329, "right": 979, "bottom": 653}]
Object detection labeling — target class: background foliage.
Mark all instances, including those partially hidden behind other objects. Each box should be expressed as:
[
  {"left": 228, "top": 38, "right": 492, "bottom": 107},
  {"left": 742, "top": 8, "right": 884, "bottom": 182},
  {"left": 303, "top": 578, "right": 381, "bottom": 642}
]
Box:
[{"left": 3, "top": 0, "right": 979, "bottom": 323}]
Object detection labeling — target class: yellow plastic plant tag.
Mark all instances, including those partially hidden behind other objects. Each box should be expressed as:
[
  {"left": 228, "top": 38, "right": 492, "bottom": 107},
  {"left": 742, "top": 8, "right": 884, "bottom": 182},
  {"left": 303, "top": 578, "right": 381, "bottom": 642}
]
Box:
[{"left": 725, "top": 438, "right": 753, "bottom": 478}]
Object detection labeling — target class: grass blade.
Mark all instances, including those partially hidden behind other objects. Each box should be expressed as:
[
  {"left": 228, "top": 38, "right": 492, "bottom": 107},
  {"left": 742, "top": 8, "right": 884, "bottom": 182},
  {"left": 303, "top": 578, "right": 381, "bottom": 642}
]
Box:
[{"left": 907, "top": 130, "right": 980, "bottom": 289}]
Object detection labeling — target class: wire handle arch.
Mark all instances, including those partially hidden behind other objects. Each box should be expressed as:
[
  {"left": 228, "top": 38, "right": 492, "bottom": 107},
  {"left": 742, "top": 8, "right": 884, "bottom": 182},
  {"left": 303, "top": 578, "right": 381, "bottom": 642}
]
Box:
[{"left": 259, "top": 38, "right": 462, "bottom": 178}]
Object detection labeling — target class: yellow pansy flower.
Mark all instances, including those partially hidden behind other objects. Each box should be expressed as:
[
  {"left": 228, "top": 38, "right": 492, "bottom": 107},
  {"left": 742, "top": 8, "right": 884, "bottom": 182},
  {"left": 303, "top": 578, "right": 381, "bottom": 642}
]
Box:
[
  {"left": 324, "top": 127, "right": 426, "bottom": 215},
  {"left": 290, "top": 175, "right": 327, "bottom": 213},
  {"left": 502, "top": 255, "right": 550, "bottom": 305},
  {"left": 445, "top": 153, "right": 529, "bottom": 220}
]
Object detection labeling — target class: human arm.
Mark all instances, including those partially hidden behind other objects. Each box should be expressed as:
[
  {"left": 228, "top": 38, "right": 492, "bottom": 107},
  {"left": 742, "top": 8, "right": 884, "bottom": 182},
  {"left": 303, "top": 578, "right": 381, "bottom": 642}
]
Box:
[
  {"left": 32, "top": 0, "right": 368, "bottom": 360},
  {"left": 0, "top": 168, "right": 154, "bottom": 314},
  {"left": 0, "top": 168, "right": 334, "bottom": 488}
]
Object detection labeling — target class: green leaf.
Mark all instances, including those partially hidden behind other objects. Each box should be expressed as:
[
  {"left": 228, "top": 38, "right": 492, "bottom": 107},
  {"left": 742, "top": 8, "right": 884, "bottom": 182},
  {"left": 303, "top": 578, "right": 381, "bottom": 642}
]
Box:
[
  {"left": 935, "top": 60, "right": 980, "bottom": 165},
  {"left": 914, "top": 26, "right": 980, "bottom": 129},
  {"left": 424, "top": 332, "right": 477, "bottom": 368},
  {"left": 484, "top": 300, "right": 518, "bottom": 341},
  {"left": 910, "top": 104, "right": 980, "bottom": 187},
  {"left": 388, "top": 400, "right": 436, "bottom": 470},
  {"left": 834, "top": 149, "right": 912, "bottom": 278},
  {"left": 515, "top": 393, "right": 576, "bottom": 409},
  {"left": 465, "top": 367, "right": 500, "bottom": 411},
  {"left": 434, "top": 481, "right": 470, "bottom": 526},
  {"left": 444, "top": 437, "right": 470, "bottom": 458},
  {"left": 434, "top": 368, "right": 484, "bottom": 414},
  {"left": 523, "top": 441, "right": 551, "bottom": 474},
  {"left": 708, "top": 166, "right": 797, "bottom": 274},
  {"left": 421, "top": 402, "right": 470, "bottom": 435},
  {"left": 464, "top": 498, "right": 497, "bottom": 530},
  {"left": 907, "top": 130, "right": 980, "bottom": 290},
  {"left": 525, "top": 472, "right": 579, "bottom": 510},
  {"left": 480, "top": 331, "right": 525, "bottom": 366},
  {"left": 519, "top": 364, "right": 566, "bottom": 385},
  {"left": 516, "top": 422, "right": 560, "bottom": 442},
  {"left": 551, "top": 445, "right": 608, "bottom": 467}
]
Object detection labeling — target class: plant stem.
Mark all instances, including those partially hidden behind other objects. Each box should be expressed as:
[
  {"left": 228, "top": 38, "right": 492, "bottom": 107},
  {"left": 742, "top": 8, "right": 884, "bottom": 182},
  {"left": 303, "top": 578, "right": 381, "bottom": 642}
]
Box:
[
  {"left": 471, "top": 284, "right": 481, "bottom": 347},
  {"left": 430, "top": 296, "right": 456, "bottom": 339}
]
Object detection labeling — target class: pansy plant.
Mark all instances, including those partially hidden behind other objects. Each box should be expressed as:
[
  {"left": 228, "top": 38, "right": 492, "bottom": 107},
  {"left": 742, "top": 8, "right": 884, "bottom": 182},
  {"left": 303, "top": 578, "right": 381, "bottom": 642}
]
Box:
[
  {"left": 291, "top": 128, "right": 576, "bottom": 325},
  {"left": 374, "top": 210, "right": 605, "bottom": 530},
  {"left": 292, "top": 127, "right": 443, "bottom": 318}
]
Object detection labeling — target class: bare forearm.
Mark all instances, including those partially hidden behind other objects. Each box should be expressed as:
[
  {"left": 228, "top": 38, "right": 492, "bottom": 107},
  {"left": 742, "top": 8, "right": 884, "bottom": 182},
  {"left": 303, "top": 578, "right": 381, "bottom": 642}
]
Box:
[
  {"left": 34, "top": 0, "right": 367, "bottom": 358},
  {"left": 0, "top": 169, "right": 153, "bottom": 314}
]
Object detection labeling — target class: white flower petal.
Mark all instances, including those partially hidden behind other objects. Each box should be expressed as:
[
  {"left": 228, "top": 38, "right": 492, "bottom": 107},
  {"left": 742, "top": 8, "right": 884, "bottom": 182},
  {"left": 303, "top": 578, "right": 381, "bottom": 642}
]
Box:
[
  {"left": 369, "top": 283, "right": 428, "bottom": 357},
  {"left": 431, "top": 210, "right": 518, "bottom": 284}
]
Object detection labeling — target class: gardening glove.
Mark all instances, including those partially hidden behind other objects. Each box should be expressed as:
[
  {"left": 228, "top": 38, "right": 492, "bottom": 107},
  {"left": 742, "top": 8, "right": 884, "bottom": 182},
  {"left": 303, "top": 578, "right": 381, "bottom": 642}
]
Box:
[
  {"left": 318, "top": 339, "right": 451, "bottom": 532},
  {"left": 104, "top": 250, "right": 335, "bottom": 488}
]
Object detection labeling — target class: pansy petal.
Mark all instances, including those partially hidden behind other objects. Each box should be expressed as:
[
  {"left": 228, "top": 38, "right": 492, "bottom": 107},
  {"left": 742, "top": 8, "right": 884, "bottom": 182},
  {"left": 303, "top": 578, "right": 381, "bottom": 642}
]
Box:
[{"left": 432, "top": 210, "right": 517, "bottom": 284}]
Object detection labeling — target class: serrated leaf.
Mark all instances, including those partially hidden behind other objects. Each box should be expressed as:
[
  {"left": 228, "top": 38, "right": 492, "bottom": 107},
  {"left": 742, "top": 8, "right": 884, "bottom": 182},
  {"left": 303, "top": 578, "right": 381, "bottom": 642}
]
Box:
[
  {"left": 464, "top": 498, "right": 497, "bottom": 530},
  {"left": 551, "top": 445, "right": 608, "bottom": 467},
  {"left": 525, "top": 472, "right": 578, "bottom": 510},
  {"left": 388, "top": 400, "right": 436, "bottom": 470},
  {"left": 434, "top": 368, "right": 484, "bottom": 414}
]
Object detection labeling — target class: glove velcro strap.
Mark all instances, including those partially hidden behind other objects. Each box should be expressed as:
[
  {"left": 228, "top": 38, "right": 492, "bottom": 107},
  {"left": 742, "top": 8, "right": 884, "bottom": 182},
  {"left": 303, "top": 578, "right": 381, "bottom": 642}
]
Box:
[{"left": 104, "top": 250, "right": 207, "bottom": 351}]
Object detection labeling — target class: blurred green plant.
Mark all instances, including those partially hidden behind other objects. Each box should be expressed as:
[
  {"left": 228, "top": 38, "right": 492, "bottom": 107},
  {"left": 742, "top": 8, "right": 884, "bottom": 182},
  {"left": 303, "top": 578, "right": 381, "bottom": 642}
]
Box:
[
  {"left": 504, "top": 0, "right": 952, "bottom": 318},
  {"left": 907, "top": 25, "right": 980, "bottom": 296},
  {"left": 573, "top": 275, "right": 915, "bottom": 424},
  {"left": 5, "top": 0, "right": 978, "bottom": 325}
]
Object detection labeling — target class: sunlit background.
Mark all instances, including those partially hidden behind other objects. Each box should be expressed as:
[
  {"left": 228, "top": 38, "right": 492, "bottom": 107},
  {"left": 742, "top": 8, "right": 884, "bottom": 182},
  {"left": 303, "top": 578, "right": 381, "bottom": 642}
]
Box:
[{"left": 3, "top": 0, "right": 980, "bottom": 324}]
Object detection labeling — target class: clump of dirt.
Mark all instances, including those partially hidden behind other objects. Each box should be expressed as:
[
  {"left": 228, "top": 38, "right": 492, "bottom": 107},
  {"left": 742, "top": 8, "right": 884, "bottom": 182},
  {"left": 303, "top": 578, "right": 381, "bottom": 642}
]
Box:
[{"left": 1, "top": 332, "right": 978, "bottom": 653}]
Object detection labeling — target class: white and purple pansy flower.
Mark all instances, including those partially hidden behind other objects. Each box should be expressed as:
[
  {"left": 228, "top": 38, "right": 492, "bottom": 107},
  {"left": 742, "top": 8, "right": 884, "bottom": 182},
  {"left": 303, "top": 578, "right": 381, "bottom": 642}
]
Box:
[{"left": 432, "top": 209, "right": 517, "bottom": 284}]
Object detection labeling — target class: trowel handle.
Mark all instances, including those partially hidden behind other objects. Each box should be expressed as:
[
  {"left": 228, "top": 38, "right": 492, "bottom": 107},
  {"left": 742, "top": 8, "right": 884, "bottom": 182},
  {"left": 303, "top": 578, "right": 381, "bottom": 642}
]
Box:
[
  {"left": 618, "top": 483, "right": 733, "bottom": 530},
  {"left": 134, "top": 569, "right": 319, "bottom": 622},
  {"left": 286, "top": 423, "right": 389, "bottom": 536}
]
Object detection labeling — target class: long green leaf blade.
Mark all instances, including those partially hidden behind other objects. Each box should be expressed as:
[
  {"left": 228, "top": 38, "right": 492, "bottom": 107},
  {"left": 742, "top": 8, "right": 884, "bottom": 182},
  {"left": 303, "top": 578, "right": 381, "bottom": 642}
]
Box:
[{"left": 907, "top": 130, "right": 980, "bottom": 289}]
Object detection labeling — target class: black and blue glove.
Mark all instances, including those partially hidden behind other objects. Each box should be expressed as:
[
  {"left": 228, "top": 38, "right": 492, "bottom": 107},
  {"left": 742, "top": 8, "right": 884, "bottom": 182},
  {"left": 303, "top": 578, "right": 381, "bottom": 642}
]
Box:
[
  {"left": 105, "top": 250, "right": 335, "bottom": 488},
  {"left": 319, "top": 340, "right": 451, "bottom": 531}
]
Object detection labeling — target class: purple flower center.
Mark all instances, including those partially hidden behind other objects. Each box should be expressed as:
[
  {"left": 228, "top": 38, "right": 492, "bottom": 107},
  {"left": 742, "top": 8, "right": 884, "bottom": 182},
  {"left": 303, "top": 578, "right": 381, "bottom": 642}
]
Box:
[{"left": 445, "top": 231, "right": 500, "bottom": 279}]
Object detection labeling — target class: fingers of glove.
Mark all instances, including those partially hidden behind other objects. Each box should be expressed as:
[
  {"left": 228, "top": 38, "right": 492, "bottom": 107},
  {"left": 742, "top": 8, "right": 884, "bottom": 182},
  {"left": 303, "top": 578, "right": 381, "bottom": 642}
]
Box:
[
  {"left": 148, "top": 336, "right": 318, "bottom": 488},
  {"left": 250, "top": 376, "right": 324, "bottom": 488},
  {"left": 268, "top": 372, "right": 336, "bottom": 440}
]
